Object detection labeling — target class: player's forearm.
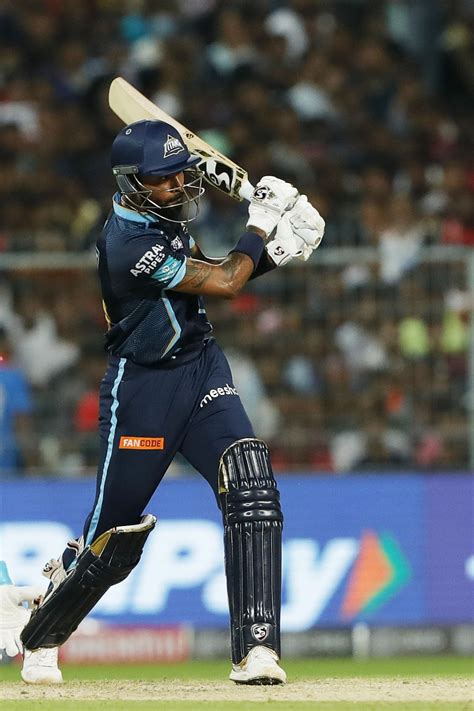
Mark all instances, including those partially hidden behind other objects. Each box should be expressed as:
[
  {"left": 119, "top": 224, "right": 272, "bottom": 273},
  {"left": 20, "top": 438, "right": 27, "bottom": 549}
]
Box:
[
  {"left": 216, "top": 252, "right": 257, "bottom": 297},
  {"left": 195, "top": 228, "right": 275, "bottom": 281},
  {"left": 192, "top": 227, "right": 267, "bottom": 264},
  {"left": 193, "top": 253, "right": 225, "bottom": 265},
  {"left": 174, "top": 252, "right": 255, "bottom": 298},
  {"left": 175, "top": 230, "right": 267, "bottom": 298},
  {"left": 219, "top": 228, "right": 268, "bottom": 295}
]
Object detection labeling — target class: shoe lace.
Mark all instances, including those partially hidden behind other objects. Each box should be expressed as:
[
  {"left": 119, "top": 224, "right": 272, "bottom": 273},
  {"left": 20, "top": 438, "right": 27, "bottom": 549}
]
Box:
[
  {"left": 35, "top": 647, "right": 58, "bottom": 667},
  {"left": 251, "top": 646, "right": 278, "bottom": 662}
]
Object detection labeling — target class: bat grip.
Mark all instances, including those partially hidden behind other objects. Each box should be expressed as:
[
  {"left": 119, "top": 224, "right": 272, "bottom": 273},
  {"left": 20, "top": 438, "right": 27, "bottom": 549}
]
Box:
[{"left": 239, "top": 180, "right": 254, "bottom": 202}]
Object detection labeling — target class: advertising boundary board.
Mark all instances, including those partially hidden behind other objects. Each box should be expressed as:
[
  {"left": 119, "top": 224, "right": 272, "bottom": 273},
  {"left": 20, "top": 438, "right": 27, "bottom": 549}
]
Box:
[{"left": 1, "top": 474, "right": 472, "bottom": 631}]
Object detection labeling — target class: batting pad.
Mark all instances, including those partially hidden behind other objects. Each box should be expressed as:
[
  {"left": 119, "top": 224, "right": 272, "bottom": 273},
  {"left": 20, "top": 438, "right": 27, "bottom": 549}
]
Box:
[
  {"left": 219, "top": 438, "right": 283, "bottom": 664},
  {"left": 21, "top": 514, "right": 156, "bottom": 650}
]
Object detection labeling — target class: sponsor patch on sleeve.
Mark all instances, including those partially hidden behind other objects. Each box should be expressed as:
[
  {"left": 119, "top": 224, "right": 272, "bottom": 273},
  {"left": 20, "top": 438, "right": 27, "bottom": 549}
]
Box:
[
  {"left": 151, "top": 255, "right": 183, "bottom": 284},
  {"left": 130, "top": 244, "right": 166, "bottom": 277}
]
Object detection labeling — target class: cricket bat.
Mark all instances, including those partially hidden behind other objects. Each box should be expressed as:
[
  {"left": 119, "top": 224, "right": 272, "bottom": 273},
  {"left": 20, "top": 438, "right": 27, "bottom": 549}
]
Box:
[{"left": 108, "top": 77, "right": 254, "bottom": 202}]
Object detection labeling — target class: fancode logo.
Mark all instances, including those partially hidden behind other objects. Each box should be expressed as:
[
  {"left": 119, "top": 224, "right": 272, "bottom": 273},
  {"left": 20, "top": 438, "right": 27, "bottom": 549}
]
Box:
[
  {"left": 119, "top": 437, "right": 165, "bottom": 450},
  {"left": 340, "top": 530, "right": 411, "bottom": 618},
  {"left": 163, "top": 134, "right": 185, "bottom": 158}
]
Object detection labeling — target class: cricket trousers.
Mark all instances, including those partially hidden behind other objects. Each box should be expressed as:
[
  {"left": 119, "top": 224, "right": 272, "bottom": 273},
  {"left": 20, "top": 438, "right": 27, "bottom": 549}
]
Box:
[
  {"left": 53, "top": 338, "right": 283, "bottom": 665},
  {"left": 81, "top": 338, "right": 255, "bottom": 547}
]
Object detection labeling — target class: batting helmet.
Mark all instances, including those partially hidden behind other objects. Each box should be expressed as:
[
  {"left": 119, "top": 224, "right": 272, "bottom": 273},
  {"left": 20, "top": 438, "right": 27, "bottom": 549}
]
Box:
[
  {"left": 111, "top": 120, "right": 201, "bottom": 177},
  {"left": 111, "top": 120, "right": 204, "bottom": 223}
]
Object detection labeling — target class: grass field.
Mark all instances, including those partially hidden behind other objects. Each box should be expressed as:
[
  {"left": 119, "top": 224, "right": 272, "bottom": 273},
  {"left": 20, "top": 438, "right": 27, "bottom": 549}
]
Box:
[{"left": 1, "top": 656, "right": 473, "bottom": 710}]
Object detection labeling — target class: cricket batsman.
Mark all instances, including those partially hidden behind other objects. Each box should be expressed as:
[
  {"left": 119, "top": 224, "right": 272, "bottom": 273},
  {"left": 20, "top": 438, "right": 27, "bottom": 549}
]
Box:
[{"left": 0, "top": 120, "right": 324, "bottom": 684}]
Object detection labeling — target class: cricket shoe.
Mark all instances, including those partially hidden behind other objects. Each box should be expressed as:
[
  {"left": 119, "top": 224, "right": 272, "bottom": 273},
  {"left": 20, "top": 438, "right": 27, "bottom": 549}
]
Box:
[
  {"left": 21, "top": 647, "right": 63, "bottom": 684},
  {"left": 229, "top": 646, "right": 287, "bottom": 685}
]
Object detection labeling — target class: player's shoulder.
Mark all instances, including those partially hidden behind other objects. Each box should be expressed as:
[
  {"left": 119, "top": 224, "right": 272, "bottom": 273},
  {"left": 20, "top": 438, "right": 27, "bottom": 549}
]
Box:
[
  {"left": 104, "top": 212, "right": 167, "bottom": 250},
  {"left": 175, "top": 223, "right": 195, "bottom": 251}
]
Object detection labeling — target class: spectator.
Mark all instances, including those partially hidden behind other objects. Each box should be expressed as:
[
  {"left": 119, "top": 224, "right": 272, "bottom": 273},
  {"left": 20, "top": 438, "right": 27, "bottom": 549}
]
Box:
[
  {"left": 0, "top": 327, "right": 35, "bottom": 475},
  {"left": 0, "top": 0, "right": 471, "bottom": 473}
]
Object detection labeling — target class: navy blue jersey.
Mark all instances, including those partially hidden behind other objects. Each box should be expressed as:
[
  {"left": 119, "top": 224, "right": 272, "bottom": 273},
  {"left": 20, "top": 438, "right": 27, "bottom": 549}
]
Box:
[{"left": 96, "top": 195, "right": 212, "bottom": 365}]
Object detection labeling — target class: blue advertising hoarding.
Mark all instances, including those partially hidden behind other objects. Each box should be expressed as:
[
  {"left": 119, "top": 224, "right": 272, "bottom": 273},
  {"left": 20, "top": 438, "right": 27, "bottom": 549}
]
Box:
[
  {"left": 426, "top": 475, "right": 474, "bottom": 623},
  {"left": 0, "top": 474, "right": 472, "bottom": 630}
]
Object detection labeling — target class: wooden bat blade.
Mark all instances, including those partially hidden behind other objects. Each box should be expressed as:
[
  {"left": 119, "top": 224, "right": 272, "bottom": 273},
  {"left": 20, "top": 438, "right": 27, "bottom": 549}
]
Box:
[{"left": 108, "top": 77, "right": 253, "bottom": 202}]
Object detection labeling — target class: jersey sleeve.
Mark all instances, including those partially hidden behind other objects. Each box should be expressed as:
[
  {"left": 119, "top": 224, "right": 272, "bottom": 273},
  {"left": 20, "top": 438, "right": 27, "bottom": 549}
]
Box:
[{"left": 109, "top": 231, "right": 187, "bottom": 292}]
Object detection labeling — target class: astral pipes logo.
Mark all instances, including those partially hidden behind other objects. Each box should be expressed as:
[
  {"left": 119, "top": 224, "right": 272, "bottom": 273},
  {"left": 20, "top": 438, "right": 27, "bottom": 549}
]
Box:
[{"left": 340, "top": 530, "right": 411, "bottom": 619}]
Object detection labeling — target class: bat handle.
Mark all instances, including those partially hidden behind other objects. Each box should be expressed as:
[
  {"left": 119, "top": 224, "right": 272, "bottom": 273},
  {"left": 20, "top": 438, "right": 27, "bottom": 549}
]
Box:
[{"left": 239, "top": 180, "right": 254, "bottom": 202}]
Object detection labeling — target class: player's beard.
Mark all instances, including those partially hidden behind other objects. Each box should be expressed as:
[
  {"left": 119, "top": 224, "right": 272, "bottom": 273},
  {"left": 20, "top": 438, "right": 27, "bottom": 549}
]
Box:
[
  {"left": 157, "top": 185, "right": 200, "bottom": 223},
  {"left": 158, "top": 195, "right": 185, "bottom": 222}
]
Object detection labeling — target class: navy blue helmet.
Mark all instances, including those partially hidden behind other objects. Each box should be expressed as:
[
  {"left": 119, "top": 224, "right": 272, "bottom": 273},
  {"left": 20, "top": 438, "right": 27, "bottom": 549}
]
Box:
[
  {"left": 111, "top": 120, "right": 204, "bottom": 223},
  {"left": 111, "top": 120, "right": 201, "bottom": 177}
]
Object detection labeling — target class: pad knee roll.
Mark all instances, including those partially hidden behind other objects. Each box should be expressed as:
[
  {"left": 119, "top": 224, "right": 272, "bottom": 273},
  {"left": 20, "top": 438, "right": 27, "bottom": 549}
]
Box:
[{"left": 219, "top": 437, "right": 283, "bottom": 525}]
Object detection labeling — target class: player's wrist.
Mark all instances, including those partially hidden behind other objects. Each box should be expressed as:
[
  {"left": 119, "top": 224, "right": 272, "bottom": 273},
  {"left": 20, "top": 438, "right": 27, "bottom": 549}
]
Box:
[
  {"left": 230, "top": 231, "right": 266, "bottom": 270},
  {"left": 245, "top": 225, "right": 268, "bottom": 240}
]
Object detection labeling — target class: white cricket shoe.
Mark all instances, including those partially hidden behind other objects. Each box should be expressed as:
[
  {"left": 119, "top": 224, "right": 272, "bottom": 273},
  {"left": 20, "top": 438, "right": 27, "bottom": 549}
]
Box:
[
  {"left": 21, "top": 647, "right": 63, "bottom": 684},
  {"left": 229, "top": 646, "right": 287, "bottom": 685}
]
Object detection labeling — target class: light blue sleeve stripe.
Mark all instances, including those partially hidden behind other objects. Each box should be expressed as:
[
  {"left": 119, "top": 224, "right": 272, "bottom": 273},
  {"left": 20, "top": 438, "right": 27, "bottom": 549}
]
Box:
[
  {"left": 152, "top": 255, "right": 183, "bottom": 283},
  {"left": 165, "top": 258, "right": 187, "bottom": 289},
  {"left": 162, "top": 296, "right": 182, "bottom": 355},
  {"left": 189, "top": 236, "right": 195, "bottom": 248},
  {"left": 85, "top": 357, "right": 126, "bottom": 547},
  {"left": 151, "top": 255, "right": 174, "bottom": 280}
]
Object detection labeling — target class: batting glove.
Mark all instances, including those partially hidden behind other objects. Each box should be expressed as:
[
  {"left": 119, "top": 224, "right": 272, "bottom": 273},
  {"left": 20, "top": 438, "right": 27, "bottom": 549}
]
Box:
[
  {"left": 246, "top": 176, "right": 299, "bottom": 236},
  {"left": 0, "top": 584, "right": 44, "bottom": 658},
  {"left": 266, "top": 195, "right": 325, "bottom": 266}
]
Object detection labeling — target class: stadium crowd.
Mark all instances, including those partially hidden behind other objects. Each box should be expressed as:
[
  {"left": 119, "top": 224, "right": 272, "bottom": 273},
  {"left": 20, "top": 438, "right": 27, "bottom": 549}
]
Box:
[{"left": 0, "top": 0, "right": 472, "bottom": 475}]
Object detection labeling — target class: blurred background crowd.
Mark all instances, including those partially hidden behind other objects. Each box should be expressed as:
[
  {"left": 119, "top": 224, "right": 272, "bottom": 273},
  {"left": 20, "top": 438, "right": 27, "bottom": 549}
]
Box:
[{"left": 0, "top": 0, "right": 472, "bottom": 476}]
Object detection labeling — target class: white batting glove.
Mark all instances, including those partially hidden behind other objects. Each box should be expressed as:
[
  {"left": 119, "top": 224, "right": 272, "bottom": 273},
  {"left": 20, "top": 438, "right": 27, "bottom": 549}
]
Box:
[
  {"left": 0, "top": 584, "right": 44, "bottom": 658},
  {"left": 291, "top": 195, "right": 325, "bottom": 252},
  {"left": 246, "top": 176, "right": 299, "bottom": 236},
  {"left": 266, "top": 195, "right": 325, "bottom": 266}
]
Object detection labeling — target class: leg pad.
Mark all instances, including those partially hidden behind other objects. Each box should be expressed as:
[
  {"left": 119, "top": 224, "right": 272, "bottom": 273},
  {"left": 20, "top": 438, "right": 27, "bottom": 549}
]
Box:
[
  {"left": 21, "top": 514, "right": 156, "bottom": 650},
  {"left": 219, "top": 439, "right": 283, "bottom": 663}
]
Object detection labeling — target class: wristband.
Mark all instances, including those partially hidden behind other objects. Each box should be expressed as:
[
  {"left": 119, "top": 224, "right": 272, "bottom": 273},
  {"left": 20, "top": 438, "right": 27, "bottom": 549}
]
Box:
[
  {"left": 249, "top": 251, "right": 277, "bottom": 280},
  {"left": 230, "top": 231, "right": 265, "bottom": 270}
]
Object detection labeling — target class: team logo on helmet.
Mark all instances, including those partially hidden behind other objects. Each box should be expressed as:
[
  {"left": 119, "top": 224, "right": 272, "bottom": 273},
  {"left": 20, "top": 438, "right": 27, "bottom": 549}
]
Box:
[
  {"left": 163, "top": 134, "right": 185, "bottom": 158},
  {"left": 251, "top": 623, "right": 270, "bottom": 642}
]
